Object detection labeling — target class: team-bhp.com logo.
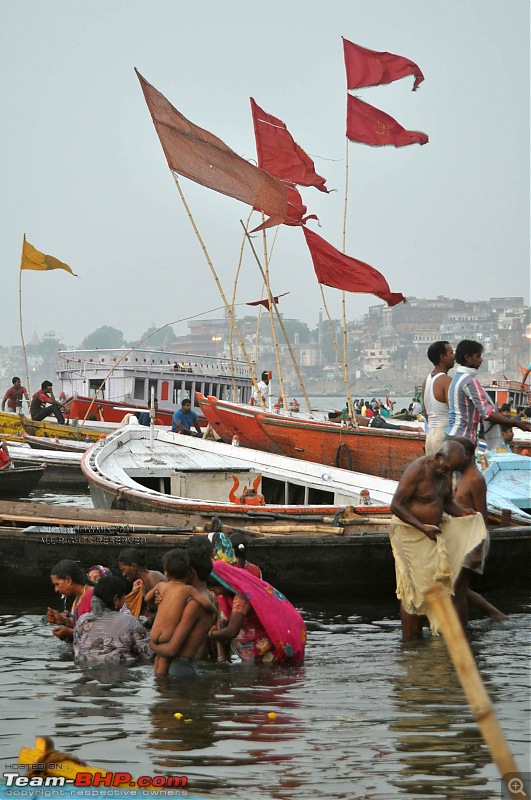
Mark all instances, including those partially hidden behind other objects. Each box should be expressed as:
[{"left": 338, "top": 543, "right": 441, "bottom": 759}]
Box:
[{"left": 3, "top": 772, "right": 187, "bottom": 789}]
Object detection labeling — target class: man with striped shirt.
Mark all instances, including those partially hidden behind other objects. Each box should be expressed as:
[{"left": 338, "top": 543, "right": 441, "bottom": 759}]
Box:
[{"left": 445, "top": 340, "right": 531, "bottom": 444}]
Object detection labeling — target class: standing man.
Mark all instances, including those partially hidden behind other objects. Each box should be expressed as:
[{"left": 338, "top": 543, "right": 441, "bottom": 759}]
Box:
[
  {"left": 29, "top": 381, "right": 66, "bottom": 424},
  {"left": 2, "top": 377, "right": 29, "bottom": 413},
  {"left": 171, "top": 398, "right": 202, "bottom": 437},
  {"left": 389, "top": 440, "right": 487, "bottom": 638},
  {"left": 421, "top": 341, "right": 455, "bottom": 454},
  {"left": 521, "top": 362, "right": 531, "bottom": 391},
  {"left": 252, "top": 371, "right": 270, "bottom": 406},
  {"left": 445, "top": 340, "right": 531, "bottom": 444}
]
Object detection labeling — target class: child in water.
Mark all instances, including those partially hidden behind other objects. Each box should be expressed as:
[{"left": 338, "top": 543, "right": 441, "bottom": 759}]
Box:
[{"left": 146, "top": 549, "right": 215, "bottom": 675}]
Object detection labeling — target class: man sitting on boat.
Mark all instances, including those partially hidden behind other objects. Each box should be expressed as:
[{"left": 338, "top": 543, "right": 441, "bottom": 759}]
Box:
[
  {"left": 0, "top": 440, "right": 12, "bottom": 470},
  {"left": 171, "top": 398, "right": 202, "bottom": 437},
  {"left": 389, "top": 440, "right": 487, "bottom": 638},
  {"left": 138, "top": 398, "right": 162, "bottom": 426},
  {"left": 30, "top": 381, "right": 66, "bottom": 424}
]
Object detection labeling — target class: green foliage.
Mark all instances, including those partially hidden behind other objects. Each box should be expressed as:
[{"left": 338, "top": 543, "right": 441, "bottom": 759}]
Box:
[{"left": 79, "top": 326, "right": 124, "bottom": 350}]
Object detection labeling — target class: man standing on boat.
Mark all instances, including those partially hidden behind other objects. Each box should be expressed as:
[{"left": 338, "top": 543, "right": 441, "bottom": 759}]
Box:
[
  {"left": 421, "top": 341, "right": 455, "bottom": 454},
  {"left": 252, "top": 371, "right": 270, "bottom": 407},
  {"left": 445, "top": 340, "right": 531, "bottom": 444},
  {"left": 389, "top": 440, "right": 487, "bottom": 638},
  {"left": 171, "top": 398, "right": 202, "bottom": 437},
  {"left": 2, "top": 376, "right": 29, "bottom": 413},
  {"left": 29, "top": 381, "right": 66, "bottom": 424}
]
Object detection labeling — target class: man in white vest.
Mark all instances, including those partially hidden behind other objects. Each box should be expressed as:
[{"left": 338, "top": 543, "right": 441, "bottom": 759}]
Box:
[{"left": 422, "top": 341, "right": 455, "bottom": 454}]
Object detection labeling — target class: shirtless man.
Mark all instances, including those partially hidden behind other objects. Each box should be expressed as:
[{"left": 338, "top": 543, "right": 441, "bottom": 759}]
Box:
[
  {"left": 390, "top": 440, "right": 482, "bottom": 637},
  {"left": 150, "top": 543, "right": 217, "bottom": 677},
  {"left": 117, "top": 548, "right": 166, "bottom": 618},
  {"left": 422, "top": 340, "right": 454, "bottom": 454},
  {"left": 452, "top": 436, "right": 509, "bottom": 622},
  {"left": 147, "top": 549, "right": 215, "bottom": 676}
]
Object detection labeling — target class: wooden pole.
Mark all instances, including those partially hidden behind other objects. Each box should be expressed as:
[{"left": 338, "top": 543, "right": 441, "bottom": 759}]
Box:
[
  {"left": 18, "top": 243, "right": 31, "bottom": 400},
  {"left": 260, "top": 219, "right": 288, "bottom": 411},
  {"left": 341, "top": 138, "right": 355, "bottom": 420},
  {"left": 241, "top": 222, "right": 313, "bottom": 413},
  {"left": 319, "top": 285, "right": 358, "bottom": 428},
  {"left": 171, "top": 173, "right": 265, "bottom": 409},
  {"left": 229, "top": 208, "right": 254, "bottom": 402},
  {"left": 425, "top": 583, "right": 526, "bottom": 800}
]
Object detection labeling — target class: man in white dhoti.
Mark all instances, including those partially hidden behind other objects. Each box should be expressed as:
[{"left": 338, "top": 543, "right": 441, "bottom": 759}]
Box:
[{"left": 389, "top": 440, "right": 487, "bottom": 637}]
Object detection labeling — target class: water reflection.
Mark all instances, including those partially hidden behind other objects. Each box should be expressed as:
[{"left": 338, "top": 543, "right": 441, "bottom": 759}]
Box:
[
  {"left": 146, "top": 665, "right": 305, "bottom": 796},
  {"left": 390, "top": 637, "right": 494, "bottom": 799}
]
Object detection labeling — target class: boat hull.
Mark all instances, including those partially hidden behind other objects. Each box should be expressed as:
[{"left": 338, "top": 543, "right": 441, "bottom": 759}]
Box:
[
  {"left": 0, "top": 466, "right": 45, "bottom": 497},
  {"left": 0, "top": 503, "right": 528, "bottom": 600},
  {"left": 258, "top": 416, "right": 425, "bottom": 480},
  {"left": 197, "top": 393, "right": 283, "bottom": 452}
]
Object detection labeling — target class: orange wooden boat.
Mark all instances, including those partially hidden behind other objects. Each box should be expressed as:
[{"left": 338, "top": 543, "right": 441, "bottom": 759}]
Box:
[
  {"left": 198, "top": 394, "right": 426, "bottom": 480},
  {"left": 196, "top": 392, "right": 285, "bottom": 452},
  {"left": 257, "top": 415, "right": 426, "bottom": 480}
]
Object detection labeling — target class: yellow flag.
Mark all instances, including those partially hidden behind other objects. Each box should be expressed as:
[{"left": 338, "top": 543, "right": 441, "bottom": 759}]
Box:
[{"left": 20, "top": 238, "right": 77, "bottom": 276}]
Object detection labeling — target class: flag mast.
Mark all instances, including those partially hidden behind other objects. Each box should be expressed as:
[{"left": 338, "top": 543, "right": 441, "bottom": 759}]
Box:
[
  {"left": 171, "top": 173, "right": 265, "bottom": 409},
  {"left": 18, "top": 236, "right": 31, "bottom": 398},
  {"left": 241, "top": 222, "right": 312, "bottom": 413}
]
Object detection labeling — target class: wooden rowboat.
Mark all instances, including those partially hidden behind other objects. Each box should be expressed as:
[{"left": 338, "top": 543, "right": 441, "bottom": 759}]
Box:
[
  {"left": 0, "top": 411, "right": 114, "bottom": 443},
  {"left": 82, "top": 424, "right": 396, "bottom": 527},
  {"left": 23, "top": 432, "right": 92, "bottom": 452},
  {"left": 0, "top": 499, "right": 528, "bottom": 600},
  {"left": 197, "top": 393, "right": 425, "bottom": 480},
  {"left": 0, "top": 464, "right": 45, "bottom": 497}
]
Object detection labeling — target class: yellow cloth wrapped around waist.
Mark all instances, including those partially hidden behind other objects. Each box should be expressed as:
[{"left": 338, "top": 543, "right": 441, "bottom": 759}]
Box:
[{"left": 389, "top": 513, "right": 487, "bottom": 634}]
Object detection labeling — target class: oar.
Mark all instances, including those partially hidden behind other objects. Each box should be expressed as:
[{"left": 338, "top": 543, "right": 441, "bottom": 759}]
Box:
[{"left": 425, "top": 583, "right": 528, "bottom": 800}]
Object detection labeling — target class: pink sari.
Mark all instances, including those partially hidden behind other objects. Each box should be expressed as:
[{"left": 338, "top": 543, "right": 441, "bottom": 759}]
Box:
[{"left": 212, "top": 561, "right": 306, "bottom": 665}]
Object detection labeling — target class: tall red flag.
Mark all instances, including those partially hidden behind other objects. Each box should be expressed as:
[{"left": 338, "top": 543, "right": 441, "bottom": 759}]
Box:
[
  {"left": 250, "top": 98, "right": 329, "bottom": 192},
  {"left": 346, "top": 94, "right": 428, "bottom": 147},
  {"left": 303, "top": 227, "right": 405, "bottom": 307},
  {"left": 343, "top": 38, "right": 424, "bottom": 91},
  {"left": 135, "top": 69, "right": 288, "bottom": 226}
]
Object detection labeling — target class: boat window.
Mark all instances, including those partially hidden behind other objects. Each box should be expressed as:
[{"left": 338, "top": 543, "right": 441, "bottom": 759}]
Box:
[
  {"left": 173, "top": 382, "right": 182, "bottom": 404},
  {"left": 261, "top": 476, "right": 285, "bottom": 504},
  {"left": 133, "top": 475, "right": 171, "bottom": 494},
  {"left": 134, "top": 378, "right": 146, "bottom": 400},
  {"left": 307, "top": 487, "right": 335, "bottom": 505},
  {"left": 89, "top": 379, "right": 104, "bottom": 398}
]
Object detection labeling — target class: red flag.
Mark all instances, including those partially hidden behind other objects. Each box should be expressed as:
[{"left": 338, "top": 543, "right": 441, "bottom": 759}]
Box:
[
  {"left": 250, "top": 98, "right": 329, "bottom": 192},
  {"left": 343, "top": 38, "right": 424, "bottom": 91},
  {"left": 246, "top": 292, "right": 289, "bottom": 310},
  {"left": 135, "top": 69, "right": 288, "bottom": 226},
  {"left": 346, "top": 94, "right": 428, "bottom": 147},
  {"left": 303, "top": 227, "right": 405, "bottom": 307},
  {"left": 251, "top": 182, "right": 317, "bottom": 232}
]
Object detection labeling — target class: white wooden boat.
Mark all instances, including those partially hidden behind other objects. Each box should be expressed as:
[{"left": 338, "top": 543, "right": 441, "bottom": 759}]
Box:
[
  {"left": 9, "top": 444, "right": 86, "bottom": 489},
  {"left": 82, "top": 425, "right": 397, "bottom": 530},
  {"left": 482, "top": 452, "right": 531, "bottom": 525}
]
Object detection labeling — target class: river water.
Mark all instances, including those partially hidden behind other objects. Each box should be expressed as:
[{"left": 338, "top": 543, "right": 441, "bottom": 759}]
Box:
[{"left": 1, "top": 457, "right": 529, "bottom": 799}]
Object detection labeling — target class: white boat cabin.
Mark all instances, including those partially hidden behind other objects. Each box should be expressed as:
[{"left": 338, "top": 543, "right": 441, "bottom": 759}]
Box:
[{"left": 57, "top": 348, "right": 253, "bottom": 413}]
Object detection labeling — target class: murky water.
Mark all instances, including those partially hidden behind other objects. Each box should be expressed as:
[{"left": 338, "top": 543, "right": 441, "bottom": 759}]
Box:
[{"left": 0, "top": 594, "right": 528, "bottom": 800}]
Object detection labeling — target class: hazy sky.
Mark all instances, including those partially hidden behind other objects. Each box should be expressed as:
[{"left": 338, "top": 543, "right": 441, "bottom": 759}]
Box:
[{"left": 1, "top": 1, "right": 529, "bottom": 348}]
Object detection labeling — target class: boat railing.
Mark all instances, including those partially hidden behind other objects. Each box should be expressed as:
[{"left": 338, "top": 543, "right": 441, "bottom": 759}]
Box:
[{"left": 58, "top": 349, "right": 250, "bottom": 378}]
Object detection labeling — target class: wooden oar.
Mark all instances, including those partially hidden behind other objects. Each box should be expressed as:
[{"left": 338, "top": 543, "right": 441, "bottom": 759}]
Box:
[{"left": 425, "top": 583, "right": 528, "bottom": 800}]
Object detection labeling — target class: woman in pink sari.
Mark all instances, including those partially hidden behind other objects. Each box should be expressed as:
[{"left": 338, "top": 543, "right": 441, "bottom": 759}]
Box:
[{"left": 208, "top": 561, "right": 306, "bottom": 665}]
